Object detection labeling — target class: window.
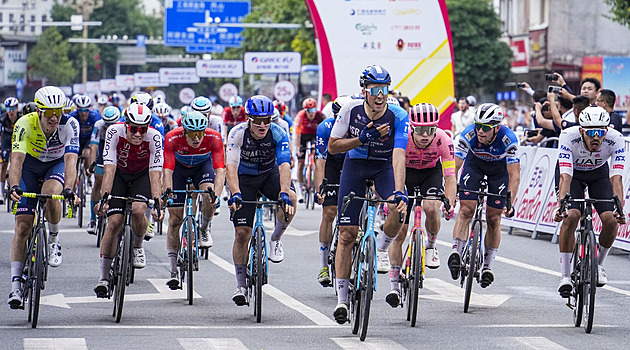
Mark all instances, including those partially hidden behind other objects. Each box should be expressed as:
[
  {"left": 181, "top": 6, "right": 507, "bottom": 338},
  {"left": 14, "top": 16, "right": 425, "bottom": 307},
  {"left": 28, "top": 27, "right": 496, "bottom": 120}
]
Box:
[
  {"left": 31, "top": 15, "right": 35, "bottom": 32},
  {"left": 42, "top": 14, "right": 47, "bottom": 22}
]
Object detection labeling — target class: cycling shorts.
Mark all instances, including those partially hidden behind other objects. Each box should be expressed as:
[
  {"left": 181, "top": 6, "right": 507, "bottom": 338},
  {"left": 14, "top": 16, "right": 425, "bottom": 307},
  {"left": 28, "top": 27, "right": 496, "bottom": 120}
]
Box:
[
  {"left": 107, "top": 169, "right": 151, "bottom": 217},
  {"left": 404, "top": 166, "right": 444, "bottom": 224},
  {"left": 323, "top": 156, "right": 343, "bottom": 207},
  {"left": 459, "top": 156, "right": 509, "bottom": 209},
  {"left": 16, "top": 158, "right": 65, "bottom": 216},
  {"left": 337, "top": 158, "right": 396, "bottom": 226},
  {"left": 1, "top": 131, "right": 12, "bottom": 162},
  {"left": 170, "top": 161, "right": 216, "bottom": 206},
  {"left": 567, "top": 163, "right": 614, "bottom": 213},
  {"left": 298, "top": 134, "right": 316, "bottom": 160},
  {"left": 78, "top": 137, "right": 90, "bottom": 154}
]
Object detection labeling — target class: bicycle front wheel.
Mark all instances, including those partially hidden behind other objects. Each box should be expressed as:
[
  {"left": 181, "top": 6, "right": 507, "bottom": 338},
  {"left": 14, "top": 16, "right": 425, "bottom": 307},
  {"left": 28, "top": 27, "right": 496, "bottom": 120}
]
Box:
[
  {"left": 409, "top": 230, "right": 424, "bottom": 327},
  {"left": 185, "top": 217, "right": 195, "bottom": 305},
  {"left": 77, "top": 171, "right": 85, "bottom": 228},
  {"left": 96, "top": 215, "right": 106, "bottom": 248},
  {"left": 350, "top": 242, "right": 362, "bottom": 334},
  {"left": 572, "top": 238, "right": 583, "bottom": 327},
  {"left": 29, "top": 227, "right": 46, "bottom": 328},
  {"left": 464, "top": 220, "right": 481, "bottom": 313},
  {"left": 114, "top": 226, "right": 131, "bottom": 323},
  {"left": 583, "top": 231, "right": 597, "bottom": 333},
  {"left": 359, "top": 237, "right": 375, "bottom": 341},
  {"left": 254, "top": 226, "right": 264, "bottom": 323}
]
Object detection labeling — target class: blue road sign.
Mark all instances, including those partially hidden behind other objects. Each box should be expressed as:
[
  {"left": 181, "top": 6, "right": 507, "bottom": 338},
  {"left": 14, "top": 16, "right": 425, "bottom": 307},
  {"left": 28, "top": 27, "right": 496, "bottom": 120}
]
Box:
[
  {"left": 164, "top": 1, "right": 250, "bottom": 47},
  {"left": 136, "top": 35, "right": 146, "bottom": 47},
  {"left": 16, "top": 78, "right": 24, "bottom": 100},
  {"left": 186, "top": 45, "right": 226, "bottom": 53}
]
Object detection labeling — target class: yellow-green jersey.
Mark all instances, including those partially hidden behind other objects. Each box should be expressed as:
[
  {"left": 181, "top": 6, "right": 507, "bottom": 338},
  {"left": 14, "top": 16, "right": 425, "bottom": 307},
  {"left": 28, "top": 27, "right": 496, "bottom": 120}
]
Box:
[{"left": 12, "top": 112, "right": 80, "bottom": 162}]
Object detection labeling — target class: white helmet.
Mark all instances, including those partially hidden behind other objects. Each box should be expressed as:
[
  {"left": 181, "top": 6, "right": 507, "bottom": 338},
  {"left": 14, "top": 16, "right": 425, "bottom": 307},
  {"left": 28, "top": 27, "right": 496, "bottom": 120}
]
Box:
[
  {"left": 154, "top": 95, "right": 165, "bottom": 105},
  {"left": 579, "top": 106, "right": 610, "bottom": 128},
  {"left": 153, "top": 102, "right": 172, "bottom": 117},
  {"left": 474, "top": 103, "right": 503, "bottom": 125},
  {"left": 271, "top": 107, "right": 280, "bottom": 122},
  {"left": 386, "top": 96, "right": 400, "bottom": 106},
  {"left": 34, "top": 86, "right": 66, "bottom": 109},
  {"left": 75, "top": 95, "right": 92, "bottom": 109},
  {"left": 124, "top": 102, "right": 152, "bottom": 125},
  {"left": 97, "top": 95, "right": 109, "bottom": 105},
  {"left": 191, "top": 96, "right": 212, "bottom": 114}
]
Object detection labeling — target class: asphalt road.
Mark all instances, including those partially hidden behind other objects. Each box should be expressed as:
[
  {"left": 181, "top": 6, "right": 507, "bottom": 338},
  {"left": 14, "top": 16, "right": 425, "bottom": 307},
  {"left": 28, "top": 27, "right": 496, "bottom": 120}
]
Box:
[{"left": 1, "top": 198, "right": 629, "bottom": 350}]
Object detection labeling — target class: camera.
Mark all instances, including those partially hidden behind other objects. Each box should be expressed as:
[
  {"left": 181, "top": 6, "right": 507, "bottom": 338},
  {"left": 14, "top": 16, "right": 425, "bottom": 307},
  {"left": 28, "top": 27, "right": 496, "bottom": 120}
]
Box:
[
  {"left": 541, "top": 105, "right": 550, "bottom": 112},
  {"left": 517, "top": 83, "right": 526, "bottom": 88},
  {"left": 548, "top": 85, "right": 561, "bottom": 94},
  {"left": 526, "top": 130, "right": 539, "bottom": 138},
  {"left": 545, "top": 73, "right": 558, "bottom": 81}
]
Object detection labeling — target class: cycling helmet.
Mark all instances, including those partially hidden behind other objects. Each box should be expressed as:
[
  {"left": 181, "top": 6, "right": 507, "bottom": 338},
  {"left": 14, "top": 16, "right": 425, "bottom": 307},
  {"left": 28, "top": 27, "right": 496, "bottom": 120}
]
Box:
[
  {"left": 474, "top": 103, "right": 504, "bottom": 125},
  {"left": 579, "top": 106, "right": 610, "bottom": 128},
  {"left": 331, "top": 95, "right": 353, "bottom": 116},
  {"left": 386, "top": 96, "right": 400, "bottom": 107},
  {"left": 111, "top": 93, "right": 120, "bottom": 104},
  {"left": 34, "top": 86, "right": 66, "bottom": 109},
  {"left": 22, "top": 102, "right": 38, "bottom": 115},
  {"left": 153, "top": 102, "right": 172, "bottom": 117},
  {"left": 4, "top": 97, "right": 19, "bottom": 108},
  {"left": 359, "top": 65, "right": 391, "bottom": 87},
  {"left": 466, "top": 95, "right": 477, "bottom": 106},
  {"left": 75, "top": 95, "right": 92, "bottom": 109},
  {"left": 63, "top": 97, "right": 76, "bottom": 113},
  {"left": 181, "top": 110, "right": 208, "bottom": 131},
  {"left": 180, "top": 105, "right": 192, "bottom": 117},
  {"left": 229, "top": 95, "right": 243, "bottom": 107},
  {"left": 302, "top": 98, "right": 317, "bottom": 109},
  {"left": 124, "top": 102, "right": 152, "bottom": 125},
  {"left": 245, "top": 95, "right": 274, "bottom": 116},
  {"left": 102, "top": 106, "right": 121, "bottom": 123},
  {"left": 273, "top": 100, "right": 287, "bottom": 114},
  {"left": 154, "top": 95, "right": 165, "bottom": 105},
  {"left": 191, "top": 96, "right": 212, "bottom": 114},
  {"left": 409, "top": 103, "right": 440, "bottom": 126},
  {"left": 130, "top": 92, "right": 154, "bottom": 110},
  {"left": 271, "top": 108, "right": 281, "bottom": 122},
  {"left": 97, "top": 95, "right": 109, "bottom": 105}
]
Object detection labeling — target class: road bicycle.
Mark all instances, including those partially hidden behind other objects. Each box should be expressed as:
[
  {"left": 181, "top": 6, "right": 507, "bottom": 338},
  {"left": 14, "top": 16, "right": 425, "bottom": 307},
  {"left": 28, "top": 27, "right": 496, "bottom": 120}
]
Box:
[
  {"left": 457, "top": 179, "right": 511, "bottom": 313},
  {"left": 230, "top": 196, "right": 289, "bottom": 323},
  {"left": 75, "top": 155, "right": 90, "bottom": 228},
  {"left": 99, "top": 192, "right": 159, "bottom": 323},
  {"left": 340, "top": 179, "right": 403, "bottom": 341},
  {"left": 302, "top": 142, "right": 316, "bottom": 210},
  {"left": 558, "top": 194, "right": 623, "bottom": 334},
  {"left": 163, "top": 179, "right": 216, "bottom": 305},
  {"left": 318, "top": 178, "right": 340, "bottom": 290},
  {"left": 12, "top": 192, "right": 72, "bottom": 328},
  {"left": 400, "top": 188, "right": 451, "bottom": 327}
]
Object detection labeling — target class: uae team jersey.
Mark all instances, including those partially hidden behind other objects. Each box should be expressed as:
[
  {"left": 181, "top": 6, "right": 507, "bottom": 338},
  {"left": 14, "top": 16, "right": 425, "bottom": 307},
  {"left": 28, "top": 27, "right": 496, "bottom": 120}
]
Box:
[
  {"left": 164, "top": 127, "right": 225, "bottom": 170},
  {"left": 102, "top": 123, "right": 163, "bottom": 174},
  {"left": 558, "top": 125, "right": 625, "bottom": 176}
]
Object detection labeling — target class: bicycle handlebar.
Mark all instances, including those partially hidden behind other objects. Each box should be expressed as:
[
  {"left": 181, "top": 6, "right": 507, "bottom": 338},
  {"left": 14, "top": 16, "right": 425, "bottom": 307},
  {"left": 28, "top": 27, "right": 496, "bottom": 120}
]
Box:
[
  {"left": 458, "top": 187, "right": 513, "bottom": 216},
  {"left": 12, "top": 192, "right": 73, "bottom": 218},
  {"left": 408, "top": 192, "right": 452, "bottom": 214},
  {"left": 162, "top": 187, "right": 217, "bottom": 207},
  {"left": 341, "top": 191, "right": 405, "bottom": 223},
  {"left": 229, "top": 199, "right": 290, "bottom": 223},
  {"left": 559, "top": 193, "right": 624, "bottom": 217}
]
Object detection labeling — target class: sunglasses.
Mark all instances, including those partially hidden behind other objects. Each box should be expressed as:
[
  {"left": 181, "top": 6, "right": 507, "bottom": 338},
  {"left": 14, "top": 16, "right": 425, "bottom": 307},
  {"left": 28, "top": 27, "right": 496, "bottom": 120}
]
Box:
[
  {"left": 7, "top": 107, "right": 17, "bottom": 112},
  {"left": 583, "top": 128, "right": 607, "bottom": 138},
  {"left": 78, "top": 108, "right": 90, "bottom": 113},
  {"left": 126, "top": 124, "right": 148, "bottom": 134},
  {"left": 367, "top": 86, "right": 389, "bottom": 96},
  {"left": 306, "top": 107, "right": 317, "bottom": 113},
  {"left": 231, "top": 105, "right": 242, "bottom": 109},
  {"left": 412, "top": 125, "right": 437, "bottom": 135},
  {"left": 185, "top": 130, "right": 204, "bottom": 139},
  {"left": 41, "top": 108, "right": 63, "bottom": 118},
  {"left": 474, "top": 122, "right": 498, "bottom": 132},
  {"left": 249, "top": 116, "right": 271, "bottom": 127}
]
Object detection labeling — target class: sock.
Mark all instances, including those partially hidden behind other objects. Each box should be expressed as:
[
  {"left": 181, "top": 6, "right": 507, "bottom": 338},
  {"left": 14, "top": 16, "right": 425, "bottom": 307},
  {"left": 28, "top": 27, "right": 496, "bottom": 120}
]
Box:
[
  {"left": 483, "top": 247, "right": 498, "bottom": 269},
  {"left": 11, "top": 261, "right": 25, "bottom": 291},
  {"left": 597, "top": 245, "right": 611, "bottom": 266},
  {"left": 319, "top": 242, "right": 330, "bottom": 269},
  {"left": 389, "top": 265, "right": 401, "bottom": 291},
  {"left": 48, "top": 223, "right": 59, "bottom": 241},
  {"left": 90, "top": 199, "right": 97, "bottom": 221},
  {"left": 271, "top": 216, "right": 289, "bottom": 241},
  {"left": 560, "top": 252, "right": 572, "bottom": 278},
  {"left": 201, "top": 215, "right": 211, "bottom": 231},
  {"left": 377, "top": 233, "right": 395, "bottom": 251},
  {"left": 133, "top": 234, "right": 144, "bottom": 248},
  {"left": 167, "top": 249, "right": 178, "bottom": 273},
  {"left": 235, "top": 264, "right": 247, "bottom": 288},
  {"left": 100, "top": 256, "right": 113, "bottom": 281},
  {"left": 426, "top": 229, "right": 438, "bottom": 249},
  {"left": 452, "top": 238, "right": 466, "bottom": 256},
  {"left": 337, "top": 278, "right": 349, "bottom": 305}
]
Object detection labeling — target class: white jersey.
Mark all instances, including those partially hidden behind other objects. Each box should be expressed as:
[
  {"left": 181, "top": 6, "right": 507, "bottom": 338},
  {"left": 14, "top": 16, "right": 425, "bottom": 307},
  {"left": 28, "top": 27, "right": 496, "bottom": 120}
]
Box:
[
  {"left": 102, "top": 123, "right": 163, "bottom": 174},
  {"left": 208, "top": 115, "right": 224, "bottom": 139},
  {"left": 558, "top": 126, "right": 625, "bottom": 177}
]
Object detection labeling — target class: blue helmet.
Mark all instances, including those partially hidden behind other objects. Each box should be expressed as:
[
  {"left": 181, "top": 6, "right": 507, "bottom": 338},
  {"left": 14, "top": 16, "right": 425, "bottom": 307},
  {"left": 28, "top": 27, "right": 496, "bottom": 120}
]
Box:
[
  {"left": 359, "top": 65, "right": 391, "bottom": 88},
  {"left": 181, "top": 110, "right": 208, "bottom": 131},
  {"left": 102, "top": 106, "right": 121, "bottom": 123},
  {"left": 229, "top": 95, "right": 243, "bottom": 107},
  {"left": 245, "top": 95, "right": 274, "bottom": 117},
  {"left": 191, "top": 96, "right": 212, "bottom": 114}
]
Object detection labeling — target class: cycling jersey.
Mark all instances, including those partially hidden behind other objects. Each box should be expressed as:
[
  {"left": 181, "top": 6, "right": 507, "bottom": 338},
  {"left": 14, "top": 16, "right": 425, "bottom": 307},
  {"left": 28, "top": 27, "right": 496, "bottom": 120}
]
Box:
[
  {"left": 274, "top": 118, "right": 290, "bottom": 137},
  {"left": 558, "top": 125, "right": 625, "bottom": 177},
  {"left": 12, "top": 112, "right": 80, "bottom": 162},
  {"left": 208, "top": 115, "right": 223, "bottom": 136},
  {"left": 0, "top": 111, "right": 22, "bottom": 161},
  {"left": 162, "top": 116, "right": 179, "bottom": 134},
  {"left": 330, "top": 100, "right": 409, "bottom": 161},
  {"left": 316, "top": 117, "right": 345, "bottom": 162},
  {"left": 102, "top": 123, "right": 163, "bottom": 174},
  {"left": 405, "top": 128, "right": 455, "bottom": 177},
  {"left": 90, "top": 120, "right": 116, "bottom": 164},
  {"left": 0, "top": 110, "right": 21, "bottom": 134},
  {"left": 295, "top": 109, "right": 325, "bottom": 136},
  {"left": 69, "top": 109, "right": 101, "bottom": 147},
  {"left": 226, "top": 122, "right": 290, "bottom": 176},
  {"left": 164, "top": 127, "right": 225, "bottom": 170},
  {"left": 455, "top": 124, "right": 519, "bottom": 164},
  {"left": 222, "top": 107, "right": 247, "bottom": 132}
]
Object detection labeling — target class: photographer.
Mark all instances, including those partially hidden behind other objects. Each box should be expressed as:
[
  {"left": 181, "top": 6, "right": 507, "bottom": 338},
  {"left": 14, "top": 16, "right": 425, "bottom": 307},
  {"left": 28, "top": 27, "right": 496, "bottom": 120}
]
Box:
[
  {"left": 527, "top": 97, "right": 559, "bottom": 148},
  {"left": 595, "top": 89, "right": 623, "bottom": 132}
]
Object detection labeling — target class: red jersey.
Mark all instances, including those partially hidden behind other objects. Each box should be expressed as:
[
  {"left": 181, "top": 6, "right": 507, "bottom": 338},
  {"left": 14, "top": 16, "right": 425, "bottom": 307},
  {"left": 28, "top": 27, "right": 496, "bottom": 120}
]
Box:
[
  {"left": 164, "top": 127, "right": 225, "bottom": 170},
  {"left": 295, "top": 109, "right": 325, "bottom": 135},
  {"left": 222, "top": 107, "right": 247, "bottom": 129},
  {"left": 102, "top": 123, "right": 163, "bottom": 174}
]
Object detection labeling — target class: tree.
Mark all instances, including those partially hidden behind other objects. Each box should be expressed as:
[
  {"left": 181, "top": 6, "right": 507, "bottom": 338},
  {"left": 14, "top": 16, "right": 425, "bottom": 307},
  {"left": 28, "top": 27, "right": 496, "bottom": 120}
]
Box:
[
  {"left": 446, "top": 0, "right": 513, "bottom": 97},
  {"left": 27, "top": 28, "right": 77, "bottom": 85},
  {"left": 603, "top": 0, "right": 630, "bottom": 27}
]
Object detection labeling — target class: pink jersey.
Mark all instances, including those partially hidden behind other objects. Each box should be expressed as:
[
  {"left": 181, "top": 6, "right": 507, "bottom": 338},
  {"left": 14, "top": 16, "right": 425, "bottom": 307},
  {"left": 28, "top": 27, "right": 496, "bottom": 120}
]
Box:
[{"left": 405, "top": 128, "right": 455, "bottom": 176}]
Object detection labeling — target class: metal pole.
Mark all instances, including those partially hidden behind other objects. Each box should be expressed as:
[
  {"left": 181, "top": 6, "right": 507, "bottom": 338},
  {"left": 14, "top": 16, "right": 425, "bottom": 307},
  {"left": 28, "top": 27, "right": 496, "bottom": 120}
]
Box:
[{"left": 82, "top": 23, "right": 88, "bottom": 83}]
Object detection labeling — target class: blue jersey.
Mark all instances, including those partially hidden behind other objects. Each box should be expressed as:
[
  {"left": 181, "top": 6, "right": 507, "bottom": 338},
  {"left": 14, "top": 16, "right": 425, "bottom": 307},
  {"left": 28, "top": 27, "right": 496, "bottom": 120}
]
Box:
[
  {"left": 330, "top": 100, "right": 408, "bottom": 161},
  {"left": 455, "top": 124, "right": 519, "bottom": 164},
  {"left": 316, "top": 117, "right": 345, "bottom": 161},
  {"left": 69, "top": 109, "right": 101, "bottom": 143},
  {"left": 225, "top": 122, "right": 291, "bottom": 176}
]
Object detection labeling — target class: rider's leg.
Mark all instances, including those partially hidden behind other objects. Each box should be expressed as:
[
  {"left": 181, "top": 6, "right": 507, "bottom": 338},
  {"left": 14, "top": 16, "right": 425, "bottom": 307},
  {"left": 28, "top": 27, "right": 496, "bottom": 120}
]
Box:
[
  {"left": 483, "top": 206, "right": 504, "bottom": 270},
  {"left": 166, "top": 207, "right": 184, "bottom": 273},
  {"left": 319, "top": 205, "right": 337, "bottom": 269}
]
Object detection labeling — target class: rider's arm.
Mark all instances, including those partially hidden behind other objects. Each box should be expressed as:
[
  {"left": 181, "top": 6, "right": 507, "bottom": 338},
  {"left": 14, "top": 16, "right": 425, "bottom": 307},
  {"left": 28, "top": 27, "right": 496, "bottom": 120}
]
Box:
[
  {"left": 63, "top": 118, "right": 81, "bottom": 190},
  {"left": 392, "top": 148, "right": 406, "bottom": 193},
  {"left": 225, "top": 125, "right": 244, "bottom": 194},
  {"left": 209, "top": 130, "right": 226, "bottom": 197},
  {"left": 101, "top": 125, "right": 120, "bottom": 196},
  {"left": 315, "top": 158, "right": 326, "bottom": 192},
  {"left": 148, "top": 130, "right": 164, "bottom": 199},
  {"left": 506, "top": 162, "right": 520, "bottom": 198},
  {"left": 149, "top": 170, "right": 162, "bottom": 200},
  {"left": 558, "top": 173, "right": 572, "bottom": 203},
  {"left": 8, "top": 151, "right": 25, "bottom": 189},
  {"left": 328, "top": 102, "right": 362, "bottom": 154},
  {"left": 279, "top": 162, "right": 292, "bottom": 194},
  {"left": 611, "top": 175, "right": 624, "bottom": 205},
  {"left": 163, "top": 168, "right": 174, "bottom": 193},
  {"left": 101, "top": 165, "right": 116, "bottom": 195},
  {"left": 63, "top": 152, "right": 79, "bottom": 191}
]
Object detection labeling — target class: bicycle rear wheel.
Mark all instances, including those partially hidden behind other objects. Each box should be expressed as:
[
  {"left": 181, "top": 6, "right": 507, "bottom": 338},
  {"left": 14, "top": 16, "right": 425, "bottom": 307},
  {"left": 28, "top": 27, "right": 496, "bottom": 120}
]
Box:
[
  {"left": 114, "top": 226, "right": 131, "bottom": 323},
  {"left": 464, "top": 220, "right": 481, "bottom": 313},
  {"left": 29, "top": 228, "right": 46, "bottom": 328},
  {"left": 185, "top": 217, "right": 195, "bottom": 305},
  {"left": 572, "top": 238, "right": 583, "bottom": 327},
  {"left": 350, "top": 244, "right": 361, "bottom": 335},
  {"left": 359, "top": 237, "right": 375, "bottom": 341},
  {"left": 583, "top": 231, "right": 597, "bottom": 333},
  {"left": 96, "top": 215, "right": 105, "bottom": 248},
  {"left": 77, "top": 170, "right": 85, "bottom": 228},
  {"left": 254, "top": 226, "right": 264, "bottom": 323},
  {"left": 409, "top": 229, "right": 424, "bottom": 327}
]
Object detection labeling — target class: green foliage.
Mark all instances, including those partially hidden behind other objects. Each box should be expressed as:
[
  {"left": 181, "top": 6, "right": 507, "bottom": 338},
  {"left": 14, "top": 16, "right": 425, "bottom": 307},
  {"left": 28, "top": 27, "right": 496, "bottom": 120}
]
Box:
[
  {"left": 28, "top": 28, "right": 77, "bottom": 85},
  {"left": 446, "top": 0, "right": 513, "bottom": 97},
  {"left": 603, "top": 0, "right": 630, "bottom": 27}
]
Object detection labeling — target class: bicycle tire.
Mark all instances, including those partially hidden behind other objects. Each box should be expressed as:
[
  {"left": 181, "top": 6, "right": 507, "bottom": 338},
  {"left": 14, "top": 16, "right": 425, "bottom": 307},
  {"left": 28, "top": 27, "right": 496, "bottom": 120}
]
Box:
[
  {"left": 572, "top": 237, "right": 583, "bottom": 327},
  {"left": 404, "top": 243, "right": 412, "bottom": 322},
  {"left": 410, "top": 229, "right": 423, "bottom": 327},
  {"left": 464, "top": 220, "right": 481, "bottom": 313},
  {"left": 77, "top": 170, "right": 84, "bottom": 228},
  {"left": 254, "top": 226, "right": 264, "bottom": 323},
  {"left": 185, "top": 217, "right": 195, "bottom": 305},
  {"left": 583, "top": 230, "right": 597, "bottom": 333},
  {"left": 359, "top": 237, "right": 375, "bottom": 341},
  {"left": 350, "top": 243, "right": 361, "bottom": 335},
  {"left": 30, "top": 227, "right": 46, "bottom": 328},
  {"left": 114, "top": 226, "right": 131, "bottom": 323},
  {"left": 329, "top": 222, "right": 339, "bottom": 295},
  {"left": 96, "top": 215, "right": 105, "bottom": 248}
]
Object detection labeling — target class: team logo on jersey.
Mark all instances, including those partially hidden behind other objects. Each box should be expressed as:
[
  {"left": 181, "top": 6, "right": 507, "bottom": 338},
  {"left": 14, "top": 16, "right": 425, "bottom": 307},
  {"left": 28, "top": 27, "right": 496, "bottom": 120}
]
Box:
[
  {"left": 464, "top": 129, "right": 475, "bottom": 141},
  {"left": 502, "top": 135, "right": 511, "bottom": 147}
]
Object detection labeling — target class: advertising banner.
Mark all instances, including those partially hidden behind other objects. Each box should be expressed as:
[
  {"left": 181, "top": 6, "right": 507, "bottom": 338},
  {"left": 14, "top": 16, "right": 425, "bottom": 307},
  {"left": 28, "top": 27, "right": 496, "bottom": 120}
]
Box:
[
  {"left": 115, "top": 74, "right": 135, "bottom": 91},
  {"left": 243, "top": 52, "right": 301, "bottom": 74},
  {"left": 1, "top": 48, "right": 27, "bottom": 87},
  {"left": 502, "top": 146, "right": 538, "bottom": 228},
  {"left": 85, "top": 81, "right": 101, "bottom": 94},
  {"left": 73, "top": 83, "right": 86, "bottom": 94},
  {"left": 602, "top": 56, "right": 630, "bottom": 109},
  {"left": 159, "top": 67, "right": 200, "bottom": 84},
  {"left": 134, "top": 72, "right": 168, "bottom": 87},
  {"left": 100, "top": 79, "right": 118, "bottom": 92},
  {"left": 510, "top": 36, "right": 529, "bottom": 74},
  {"left": 196, "top": 59, "right": 243, "bottom": 78}
]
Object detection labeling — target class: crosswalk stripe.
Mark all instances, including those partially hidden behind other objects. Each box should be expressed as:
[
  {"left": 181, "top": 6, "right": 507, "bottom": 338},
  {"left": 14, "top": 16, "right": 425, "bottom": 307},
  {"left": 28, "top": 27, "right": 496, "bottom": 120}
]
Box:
[
  {"left": 177, "top": 338, "right": 247, "bottom": 350},
  {"left": 510, "top": 337, "right": 568, "bottom": 350},
  {"left": 23, "top": 338, "right": 88, "bottom": 350},
  {"left": 331, "top": 337, "right": 407, "bottom": 350}
]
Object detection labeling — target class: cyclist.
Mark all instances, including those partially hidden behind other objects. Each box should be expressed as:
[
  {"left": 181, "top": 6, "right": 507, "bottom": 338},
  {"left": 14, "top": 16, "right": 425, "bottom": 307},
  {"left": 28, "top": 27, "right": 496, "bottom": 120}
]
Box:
[
  {"left": 273, "top": 99, "right": 293, "bottom": 131},
  {"left": 223, "top": 95, "right": 247, "bottom": 136},
  {"left": 191, "top": 96, "right": 223, "bottom": 137},
  {"left": 386, "top": 103, "right": 457, "bottom": 307},
  {"left": 313, "top": 95, "right": 353, "bottom": 287},
  {"left": 554, "top": 106, "right": 625, "bottom": 295},
  {"left": 448, "top": 103, "right": 519, "bottom": 289},
  {"left": 226, "top": 95, "right": 297, "bottom": 306},
  {"left": 328, "top": 65, "right": 409, "bottom": 323},
  {"left": 69, "top": 95, "right": 101, "bottom": 159},
  {"left": 163, "top": 111, "right": 226, "bottom": 289},
  {"left": 1, "top": 97, "right": 22, "bottom": 203},
  {"left": 93, "top": 102, "right": 164, "bottom": 298},
  {"left": 295, "top": 98, "right": 325, "bottom": 190},
  {"left": 7, "top": 86, "right": 80, "bottom": 308},
  {"left": 97, "top": 95, "right": 109, "bottom": 115},
  {"left": 176, "top": 105, "right": 192, "bottom": 126},
  {"left": 86, "top": 106, "right": 122, "bottom": 234},
  {"left": 111, "top": 93, "right": 123, "bottom": 112},
  {"left": 129, "top": 92, "right": 165, "bottom": 138},
  {"left": 154, "top": 102, "right": 178, "bottom": 134}
]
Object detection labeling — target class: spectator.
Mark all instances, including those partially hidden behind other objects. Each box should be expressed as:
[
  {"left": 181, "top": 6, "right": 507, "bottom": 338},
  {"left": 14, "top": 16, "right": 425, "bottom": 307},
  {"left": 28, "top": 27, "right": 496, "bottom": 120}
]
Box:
[
  {"left": 210, "top": 96, "right": 223, "bottom": 117},
  {"left": 527, "top": 97, "right": 559, "bottom": 148},
  {"left": 595, "top": 89, "right": 623, "bottom": 132},
  {"left": 321, "top": 93, "right": 334, "bottom": 118},
  {"left": 450, "top": 97, "right": 474, "bottom": 136},
  {"left": 572, "top": 95, "right": 590, "bottom": 121}
]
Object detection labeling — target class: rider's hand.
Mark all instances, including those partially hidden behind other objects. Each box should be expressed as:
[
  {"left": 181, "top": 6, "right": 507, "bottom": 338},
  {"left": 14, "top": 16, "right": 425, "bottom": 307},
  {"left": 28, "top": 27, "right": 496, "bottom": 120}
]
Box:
[
  {"left": 614, "top": 211, "right": 627, "bottom": 225},
  {"left": 9, "top": 185, "right": 22, "bottom": 202},
  {"left": 63, "top": 188, "right": 80, "bottom": 207},
  {"left": 316, "top": 192, "right": 325, "bottom": 205},
  {"left": 358, "top": 122, "right": 382, "bottom": 144},
  {"left": 228, "top": 193, "right": 243, "bottom": 211},
  {"left": 94, "top": 201, "right": 108, "bottom": 215},
  {"left": 393, "top": 191, "right": 408, "bottom": 213},
  {"left": 503, "top": 206, "right": 515, "bottom": 218},
  {"left": 279, "top": 192, "right": 295, "bottom": 216},
  {"left": 553, "top": 207, "right": 567, "bottom": 222}
]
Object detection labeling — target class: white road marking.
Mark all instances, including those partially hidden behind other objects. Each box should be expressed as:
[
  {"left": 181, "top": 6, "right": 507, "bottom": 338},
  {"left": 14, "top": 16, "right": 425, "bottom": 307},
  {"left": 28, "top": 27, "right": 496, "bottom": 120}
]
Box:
[
  {"left": 178, "top": 338, "right": 247, "bottom": 350},
  {"left": 263, "top": 222, "right": 316, "bottom": 236},
  {"left": 331, "top": 337, "right": 407, "bottom": 350},
  {"left": 0, "top": 228, "right": 88, "bottom": 234},
  {"left": 510, "top": 337, "right": 568, "bottom": 350},
  {"left": 207, "top": 252, "right": 337, "bottom": 326},
  {"left": 422, "top": 278, "right": 510, "bottom": 307},
  {"left": 23, "top": 338, "right": 88, "bottom": 350},
  {"left": 1, "top": 325, "right": 339, "bottom": 330}
]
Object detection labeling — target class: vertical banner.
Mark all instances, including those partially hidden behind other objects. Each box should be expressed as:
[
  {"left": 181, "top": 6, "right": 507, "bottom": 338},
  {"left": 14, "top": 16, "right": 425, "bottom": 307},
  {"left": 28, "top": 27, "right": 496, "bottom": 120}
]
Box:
[{"left": 581, "top": 56, "right": 603, "bottom": 82}]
